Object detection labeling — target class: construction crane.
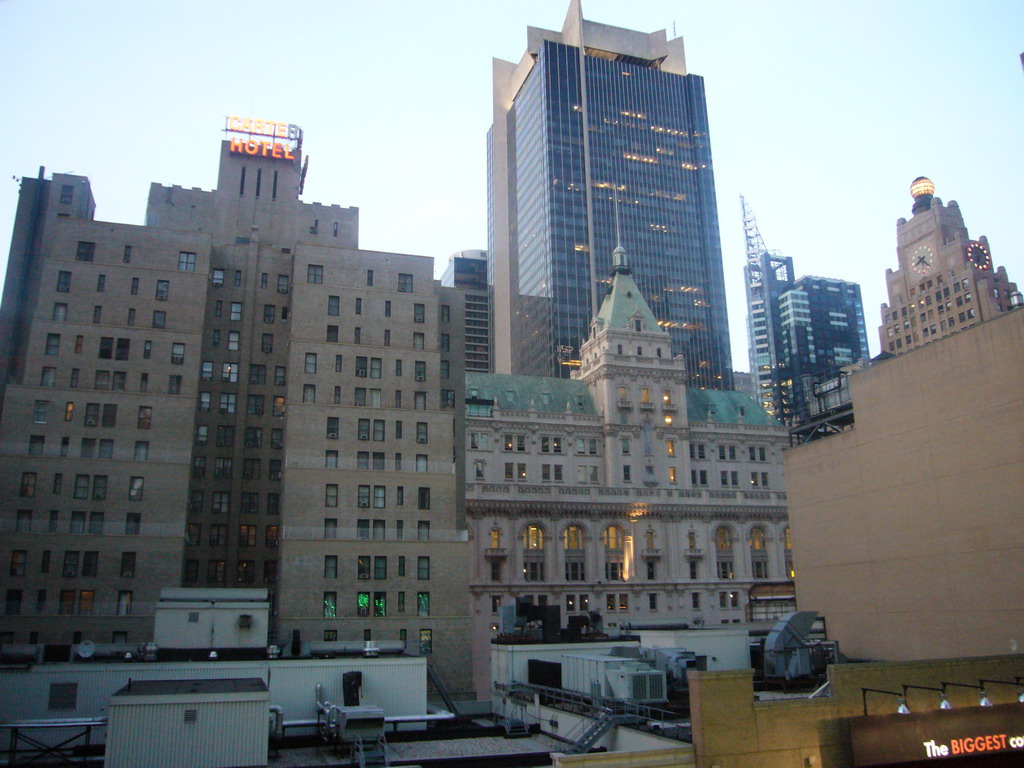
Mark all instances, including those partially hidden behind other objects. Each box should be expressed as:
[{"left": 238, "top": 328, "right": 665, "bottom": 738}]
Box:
[
  {"left": 740, "top": 194, "right": 767, "bottom": 260},
  {"left": 740, "top": 195, "right": 794, "bottom": 421}
]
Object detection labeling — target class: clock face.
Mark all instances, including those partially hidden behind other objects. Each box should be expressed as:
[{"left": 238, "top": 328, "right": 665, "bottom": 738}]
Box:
[
  {"left": 911, "top": 244, "right": 934, "bottom": 275},
  {"left": 966, "top": 241, "right": 992, "bottom": 270}
]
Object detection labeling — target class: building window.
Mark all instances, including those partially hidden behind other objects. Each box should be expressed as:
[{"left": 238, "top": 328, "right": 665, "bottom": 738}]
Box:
[
  {"left": 603, "top": 526, "right": 625, "bottom": 581},
  {"left": 178, "top": 252, "right": 196, "bottom": 271},
  {"left": 120, "top": 552, "right": 136, "bottom": 578},
  {"left": 417, "top": 557, "right": 430, "bottom": 580},
  {"left": 236, "top": 561, "right": 255, "bottom": 584},
  {"left": 323, "top": 592, "right": 337, "bottom": 618},
  {"left": 398, "top": 273, "right": 413, "bottom": 293},
  {"left": 564, "top": 525, "right": 585, "bottom": 581},
  {"left": 20, "top": 472, "right": 37, "bottom": 497}
]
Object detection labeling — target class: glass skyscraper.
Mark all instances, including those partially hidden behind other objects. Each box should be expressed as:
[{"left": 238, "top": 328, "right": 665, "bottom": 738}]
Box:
[
  {"left": 489, "top": 1, "right": 732, "bottom": 386},
  {"left": 746, "top": 247, "right": 869, "bottom": 423}
]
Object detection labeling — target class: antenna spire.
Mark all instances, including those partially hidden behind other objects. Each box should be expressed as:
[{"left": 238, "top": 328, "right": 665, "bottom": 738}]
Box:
[
  {"left": 613, "top": 190, "right": 623, "bottom": 249},
  {"left": 611, "top": 190, "right": 629, "bottom": 274}
]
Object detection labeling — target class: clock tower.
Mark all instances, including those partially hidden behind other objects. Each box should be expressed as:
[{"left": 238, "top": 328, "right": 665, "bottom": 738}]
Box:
[{"left": 878, "top": 177, "right": 1019, "bottom": 355}]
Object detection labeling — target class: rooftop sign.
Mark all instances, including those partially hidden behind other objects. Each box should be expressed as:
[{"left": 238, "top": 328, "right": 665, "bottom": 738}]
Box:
[
  {"left": 224, "top": 115, "right": 302, "bottom": 160},
  {"left": 850, "top": 704, "right": 1024, "bottom": 765}
]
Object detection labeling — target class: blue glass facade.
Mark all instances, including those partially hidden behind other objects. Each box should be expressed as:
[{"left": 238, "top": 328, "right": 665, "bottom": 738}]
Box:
[
  {"left": 750, "top": 266, "right": 868, "bottom": 423},
  {"left": 500, "top": 39, "right": 732, "bottom": 386}
]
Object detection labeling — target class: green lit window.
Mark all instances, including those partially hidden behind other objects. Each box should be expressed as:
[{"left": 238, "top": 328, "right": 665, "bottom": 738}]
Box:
[
  {"left": 323, "top": 591, "right": 337, "bottom": 618},
  {"left": 357, "top": 591, "right": 370, "bottom": 617},
  {"left": 373, "top": 592, "right": 387, "bottom": 617},
  {"left": 417, "top": 591, "right": 430, "bottom": 617}
]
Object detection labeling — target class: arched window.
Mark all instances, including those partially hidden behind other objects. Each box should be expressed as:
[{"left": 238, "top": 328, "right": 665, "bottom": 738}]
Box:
[
  {"left": 563, "top": 525, "right": 584, "bottom": 550},
  {"left": 603, "top": 525, "right": 624, "bottom": 551},
  {"left": 603, "top": 525, "right": 625, "bottom": 581},
  {"left": 490, "top": 528, "right": 501, "bottom": 549},
  {"left": 749, "top": 527, "right": 768, "bottom": 579},
  {"left": 749, "top": 527, "right": 766, "bottom": 550},
  {"left": 715, "top": 526, "right": 733, "bottom": 551},
  {"left": 715, "top": 526, "right": 734, "bottom": 580},
  {"left": 564, "top": 525, "right": 585, "bottom": 582},
  {"left": 522, "top": 525, "right": 545, "bottom": 582}
]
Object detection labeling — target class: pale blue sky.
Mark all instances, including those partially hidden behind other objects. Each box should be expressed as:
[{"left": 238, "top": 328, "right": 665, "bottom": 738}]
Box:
[{"left": 2, "top": 0, "right": 1021, "bottom": 371}]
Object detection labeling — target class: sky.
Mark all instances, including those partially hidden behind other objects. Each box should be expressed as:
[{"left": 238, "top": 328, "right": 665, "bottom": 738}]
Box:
[{"left": 1, "top": 0, "right": 1022, "bottom": 372}]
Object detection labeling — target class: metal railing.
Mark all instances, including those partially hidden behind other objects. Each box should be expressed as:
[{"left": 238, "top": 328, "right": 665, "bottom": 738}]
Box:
[
  {"left": 1, "top": 718, "right": 106, "bottom": 766},
  {"left": 495, "top": 681, "right": 689, "bottom": 742}
]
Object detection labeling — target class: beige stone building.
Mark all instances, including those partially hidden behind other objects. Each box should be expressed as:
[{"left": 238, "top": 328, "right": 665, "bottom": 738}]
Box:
[
  {"left": 879, "top": 176, "right": 1018, "bottom": 355},
  {"left": 787, "top": 309, "right": 1024, "bottom": 662},
  {"left": 465, "top": 248, "right": 791, "bottom": 694},
  {"left": 0, "top": 128, "right": 473, "bottom": 694}
]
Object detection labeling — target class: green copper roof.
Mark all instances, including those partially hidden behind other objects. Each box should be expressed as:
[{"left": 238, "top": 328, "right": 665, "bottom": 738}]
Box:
[
  {"left": 465, "top": 373, "right": 597, "bottom": 415},
  {"left": 686, "top": 388, "right": 780, "bottom": 426},
  {"left": 594, "top": 259, "right": 661, "bottom": 333}
]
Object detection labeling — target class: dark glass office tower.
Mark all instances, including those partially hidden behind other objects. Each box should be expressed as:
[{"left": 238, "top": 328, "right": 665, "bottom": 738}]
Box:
[
  {"left": 490, "top": 1, "right": 732, "bottom": 386},
  {"left": 779, "top": 276, "right": 868, "bottom": 422},
  {"left": 743, "top": 201, "right": 868, "bottom": 423}
]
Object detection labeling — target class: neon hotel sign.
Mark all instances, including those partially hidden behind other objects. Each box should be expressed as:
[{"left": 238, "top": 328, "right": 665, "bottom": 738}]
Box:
[{"left": 224, "top": 116, "right": 302, "bottom": 160}]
